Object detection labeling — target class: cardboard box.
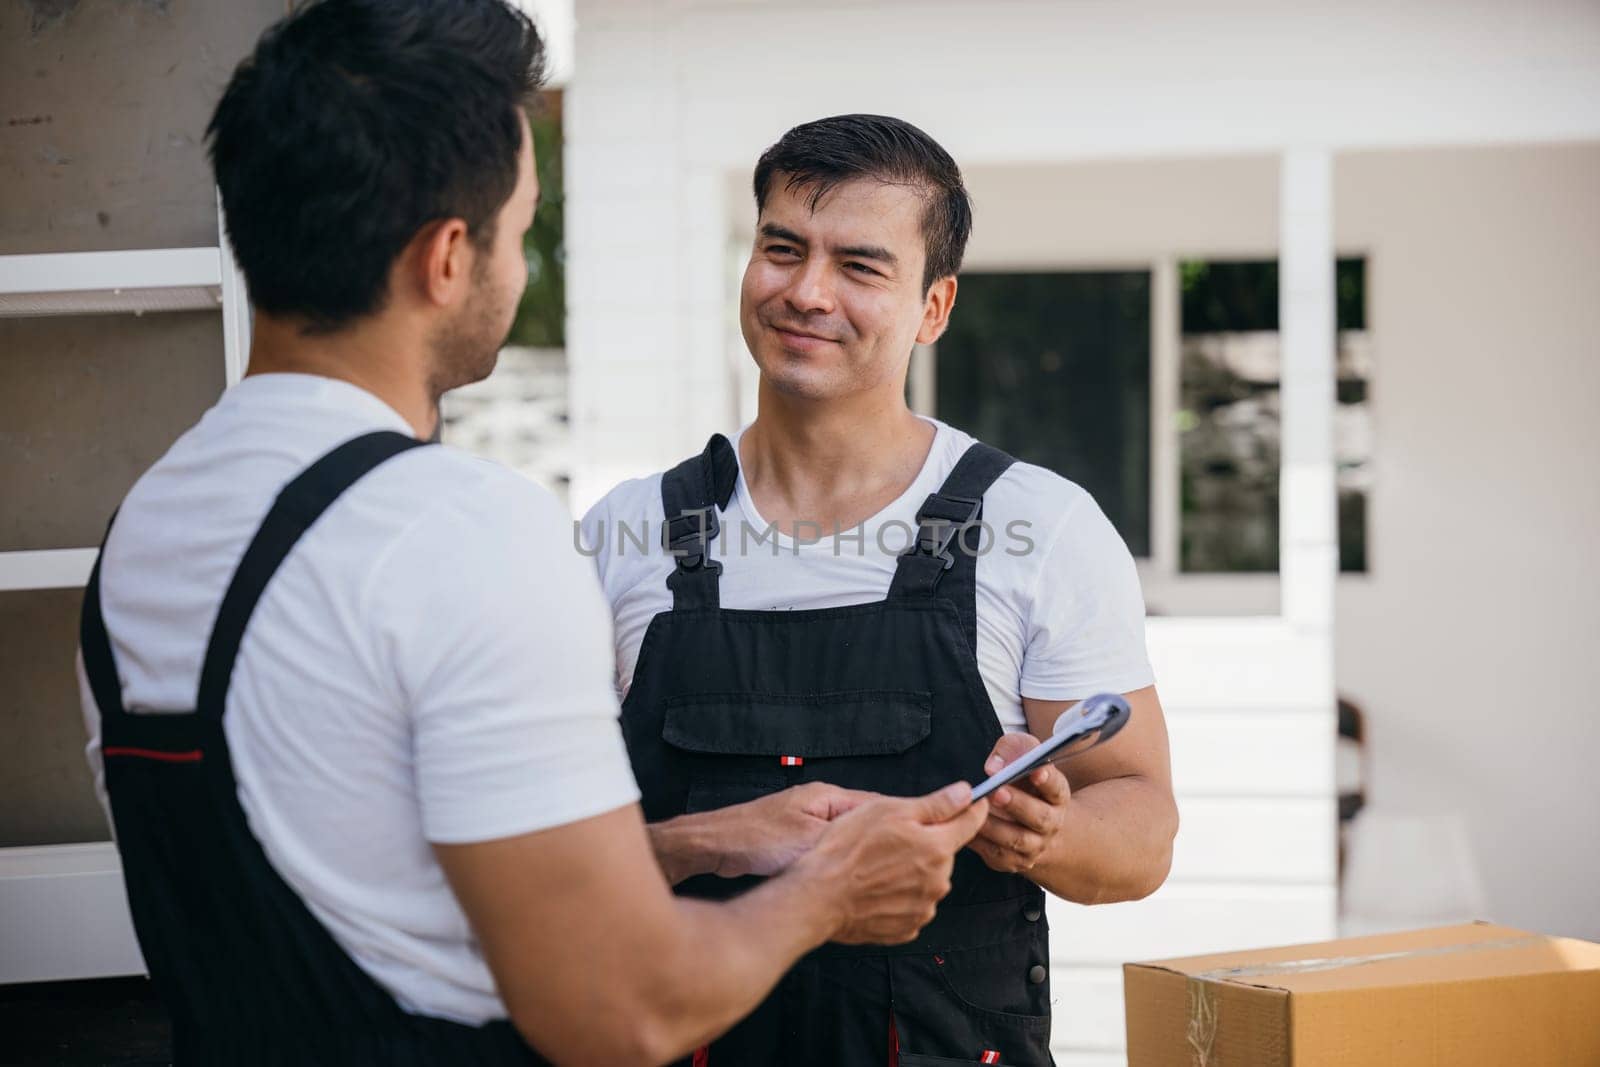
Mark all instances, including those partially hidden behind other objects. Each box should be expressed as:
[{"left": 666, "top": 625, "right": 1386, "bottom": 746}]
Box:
[{"left": 1123, "top": 922, "right": 1600, "bottom": 1066}]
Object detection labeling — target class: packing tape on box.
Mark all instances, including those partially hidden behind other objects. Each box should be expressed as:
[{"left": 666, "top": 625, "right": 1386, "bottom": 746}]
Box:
[{"left": 1181, "top": 936, "right": 1543, "bottom": 1066}]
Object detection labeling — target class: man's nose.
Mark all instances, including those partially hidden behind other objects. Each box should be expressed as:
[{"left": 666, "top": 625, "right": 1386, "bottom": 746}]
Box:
[{"left": 785, "top": 259, "right": 835, "bottom": 315}]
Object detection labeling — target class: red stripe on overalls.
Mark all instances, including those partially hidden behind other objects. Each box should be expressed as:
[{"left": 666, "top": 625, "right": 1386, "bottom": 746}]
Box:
[{"left": 102, "top": 746, "right": 204, "bottom": 763}]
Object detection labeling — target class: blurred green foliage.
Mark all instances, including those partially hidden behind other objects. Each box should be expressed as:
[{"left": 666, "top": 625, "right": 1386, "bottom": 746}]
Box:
[{"left": 508, "top": 92, "right": 564, "bottom": 347}]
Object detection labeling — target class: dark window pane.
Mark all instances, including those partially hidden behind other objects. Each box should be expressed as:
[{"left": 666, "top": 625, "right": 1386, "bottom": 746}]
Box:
[
  {"left": 936, "top": 271, "right": 1151, "bottom": 557},
  {"left": 1181, "top": 258, "right": 1366, "bottom": 333},
  {"left": 1336, "top": 258, "right": 1366, "bottom": 331},
  {"left": 1338, "top": 490, "right": 1367, "bottom": 574},
  {"left": 1180, "top": 260, "right": 1279, "bottom": 333}
]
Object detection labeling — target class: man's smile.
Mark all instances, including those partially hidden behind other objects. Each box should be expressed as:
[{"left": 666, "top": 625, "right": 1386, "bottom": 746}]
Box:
[{"left": 768, "top": 322, "right": 840, "bottom": 352}]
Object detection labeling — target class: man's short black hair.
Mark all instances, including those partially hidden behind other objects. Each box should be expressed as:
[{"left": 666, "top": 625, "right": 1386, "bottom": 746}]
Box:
[
  {"left": 207, "top": 0, "right": 545, "bottom": 332},
  {"left": 752, "top": 114, "right": 972, "bottom": 293}
]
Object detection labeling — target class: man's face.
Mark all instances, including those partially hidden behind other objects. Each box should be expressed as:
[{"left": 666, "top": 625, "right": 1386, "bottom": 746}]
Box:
[
  {"left": 430, "top": 111, "right": 539, "bottom": 394},
  {"left": 740, "top": 175, "right": 936, "bottom": 401}
]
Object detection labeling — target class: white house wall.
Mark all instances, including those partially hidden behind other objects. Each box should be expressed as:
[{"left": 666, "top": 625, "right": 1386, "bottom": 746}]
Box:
[{"left": 1333, "top": 142, "right": 1600, "bottom": 943}]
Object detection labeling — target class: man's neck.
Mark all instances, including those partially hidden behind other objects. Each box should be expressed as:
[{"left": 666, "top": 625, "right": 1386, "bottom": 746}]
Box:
[
  {"left": 243, "top": 314, "right": 437, "bottom": 439},
  {"left": 741, "top": 380, "right": 935, "bottom": 537}
]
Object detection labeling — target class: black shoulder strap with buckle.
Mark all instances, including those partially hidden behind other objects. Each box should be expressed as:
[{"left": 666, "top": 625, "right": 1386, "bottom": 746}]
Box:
[
  {"left": 889, "top": 441, "right": 1016, "bottom": 651},
  {"left": 660, "top": 434, "right": 738, "bottom": 611}
]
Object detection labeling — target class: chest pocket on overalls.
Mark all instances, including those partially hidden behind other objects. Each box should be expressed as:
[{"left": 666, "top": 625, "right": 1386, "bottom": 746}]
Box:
[{"left": 662, "top": 689, "right": 933, "bottom": 812}]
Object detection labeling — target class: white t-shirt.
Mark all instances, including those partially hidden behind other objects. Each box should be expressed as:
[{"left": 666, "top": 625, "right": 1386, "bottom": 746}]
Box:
[
  {"left": 77, "top": 373, "right": 639, "bottom": 1025},
  {"left": 579, "top": 418, "right": 1155, "bottom": 732}
]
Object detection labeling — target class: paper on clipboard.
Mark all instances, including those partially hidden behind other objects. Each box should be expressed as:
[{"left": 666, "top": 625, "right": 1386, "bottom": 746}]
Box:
[{"left": 969, "top": 692, "right": 1131, "bottom": 802}]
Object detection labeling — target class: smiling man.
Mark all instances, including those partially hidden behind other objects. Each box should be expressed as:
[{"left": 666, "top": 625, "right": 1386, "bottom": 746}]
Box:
[{"left": 581, "top": 115, "right": 1181, "bottom": 1066}]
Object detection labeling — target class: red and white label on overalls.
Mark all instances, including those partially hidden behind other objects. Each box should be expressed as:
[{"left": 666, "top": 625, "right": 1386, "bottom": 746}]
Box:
[
  {"left": 779, "top": 755, "right": 804, "bottom": 766},
  {"left": 980, "top": 1051, "right": 1001, "bottom": 1064}
]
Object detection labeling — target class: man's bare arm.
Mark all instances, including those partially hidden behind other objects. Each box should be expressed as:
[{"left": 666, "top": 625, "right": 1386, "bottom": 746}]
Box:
[
  {"left": 971, "top": 685, "right": 1179, "bottom": 904},
  {"left": 437, "top": 785, "right": 987, "bottom": 1065},
  {"left": 647, "top": 782, "right": 873, "bottom": 884}
]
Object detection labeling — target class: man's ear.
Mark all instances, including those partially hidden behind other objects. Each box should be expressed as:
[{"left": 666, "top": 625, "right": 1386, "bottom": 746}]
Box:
[
  {"left": 916, "top": 275, "right": 958, "bottom": 346},
  {"left": 407, "top": 217, "right": 473, "bottom": 309}
]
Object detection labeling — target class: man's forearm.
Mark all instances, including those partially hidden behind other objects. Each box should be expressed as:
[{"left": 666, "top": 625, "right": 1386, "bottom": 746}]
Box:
[
  {"left": 647, "top": 812, "right": 729, "bottom": 885},
  {"left": 1027, "top": 775, "right": 1177, "bottom": 904}
]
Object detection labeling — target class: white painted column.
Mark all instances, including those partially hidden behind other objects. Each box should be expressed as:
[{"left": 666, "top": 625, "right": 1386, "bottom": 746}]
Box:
[
  {"left": 1150, "top": 256, "right": 1181, "bottom": 578},
  {"left": 1278, "top": 148, "right": 1338, "bottom": 636},
  {"left": 566, "top": 0, "right": 702, "bottom": 513},
  {"left": 1276, "top": 148, "right": 1339, "bottom": 940}
]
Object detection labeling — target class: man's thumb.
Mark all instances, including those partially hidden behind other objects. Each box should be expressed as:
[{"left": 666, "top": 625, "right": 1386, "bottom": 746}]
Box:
[{"left": 915, "top": 781, "right": 974, "bottom": 823}]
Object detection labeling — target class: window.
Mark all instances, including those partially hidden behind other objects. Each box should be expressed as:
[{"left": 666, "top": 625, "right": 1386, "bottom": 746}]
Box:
[
  {"left": 933, "top": 271, "right": 1152, "bottom": 557},
  {"left": 928, "top": 259, "right": 1368, "bottom": 578},
  {"left": 1178, "top": 258, "right": 1369, "bottom": 573}
]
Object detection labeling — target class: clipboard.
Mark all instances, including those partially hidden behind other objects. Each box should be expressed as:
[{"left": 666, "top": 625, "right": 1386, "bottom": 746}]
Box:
[{"left": 969, "top": 692, "right": 1132, "bottom": 803}]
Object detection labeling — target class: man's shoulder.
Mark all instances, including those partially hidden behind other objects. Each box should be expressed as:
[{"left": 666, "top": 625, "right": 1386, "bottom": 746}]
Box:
[
  {"left": 990, "top": 456, "right": 1094, "bottom": 520},
  {"left": 378, "top": 445, "right": 571, "bottom": 549},
  {"left": 580, "top": 470, "right": 666, "bottom": 530},
  {"left": 934, "top": 426, "right": 1094, "bottom": 534}
]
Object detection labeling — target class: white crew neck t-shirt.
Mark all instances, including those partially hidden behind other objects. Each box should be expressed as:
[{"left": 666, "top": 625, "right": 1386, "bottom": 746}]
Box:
[
  {"left": 77, "top": 373, "right": 638, "bottom": 1025},
  {"left": 579, "top": 418, "right": 1155, "bottom": 732}
]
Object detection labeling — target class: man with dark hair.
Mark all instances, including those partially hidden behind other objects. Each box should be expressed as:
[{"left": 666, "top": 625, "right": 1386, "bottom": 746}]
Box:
[
  {"left": 582, "top": 114, "right": 1180, "bottom": 1066},
  {"left": 77, "top": 13, "right": 988, "bottom": 1065}
]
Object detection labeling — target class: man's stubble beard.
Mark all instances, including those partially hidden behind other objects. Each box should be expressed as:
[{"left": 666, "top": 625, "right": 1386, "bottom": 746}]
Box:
[
  {"left": 756, "top": 340, "right": 906, "bottom": 405},
  {"left": 427, "top": 260, "right": 513, "bottom": 404}
]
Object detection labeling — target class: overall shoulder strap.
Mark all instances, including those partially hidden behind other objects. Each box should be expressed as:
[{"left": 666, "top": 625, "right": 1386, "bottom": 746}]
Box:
[
  {"left": 889, "top": 441, "right": 1017, "bottom": 650},
  {"left": 195, "top": 430, "right": 428, "bottom": 720},
  {"left": 80, "top": 513, "right": 127, "bottom": 722},
  {"left": 660, "top": 434, "right": 738, "bottom": 611}
]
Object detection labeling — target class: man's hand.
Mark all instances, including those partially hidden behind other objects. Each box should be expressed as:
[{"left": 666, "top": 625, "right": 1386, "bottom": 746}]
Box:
[
  {"left": 970, "top": 732, "right": 1071, "bottom": 874},
  {"left": 792, "top": 782, "right": 990, "bottom": 945},
  {"left": 714, "top": 782, "right": 874, "bottom": 878}
]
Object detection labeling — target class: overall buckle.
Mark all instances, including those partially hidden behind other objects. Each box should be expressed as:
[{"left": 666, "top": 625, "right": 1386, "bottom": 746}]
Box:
[
  {"left": 663, "top": 508, "right": 721, "bottom": 571},
  {"left": 910, "top": 494, "right": 982, "bottom": 570}
]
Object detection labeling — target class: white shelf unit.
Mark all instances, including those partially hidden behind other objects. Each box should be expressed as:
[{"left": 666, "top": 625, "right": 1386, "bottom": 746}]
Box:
[
  {"left": 0, "top": 247, "right": 224, "bottom": 318},
  {"left": 0, "top": 548, "right": 98, "bottom": 592},
  {"left": 0, "top": 843, "right": 145, "bottom": 984},
  {"left": 0, "top": 201, "right": 248, "bottom": 984}
]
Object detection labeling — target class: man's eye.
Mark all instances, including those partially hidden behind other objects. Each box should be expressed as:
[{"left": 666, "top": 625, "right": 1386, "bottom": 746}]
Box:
[
  {"left": 767, "top": 244, "right": 798, "bottom": 257},
  {"left": 845, "top": 262, "right": 879, "bottom": 276}
]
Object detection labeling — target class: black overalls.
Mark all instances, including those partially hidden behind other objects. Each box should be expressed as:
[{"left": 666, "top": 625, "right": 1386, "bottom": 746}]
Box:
[
  {"left": 623, "top": 435, "right": 1056, "bottom": 1067},
  {"left": 78, "top": 432, "right": 547, "bottom": 1066}
]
